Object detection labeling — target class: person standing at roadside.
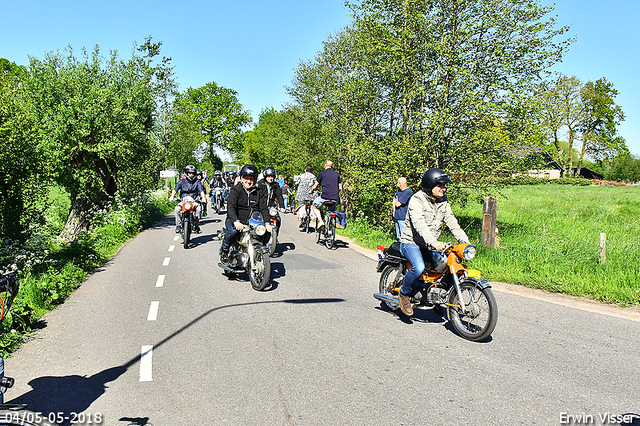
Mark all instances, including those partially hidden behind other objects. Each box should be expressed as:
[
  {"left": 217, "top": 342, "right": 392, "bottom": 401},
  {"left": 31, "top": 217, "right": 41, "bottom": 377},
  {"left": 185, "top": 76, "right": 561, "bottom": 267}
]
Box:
[{"left": 393, "top": 177, "right": 412, "bottom": 240}]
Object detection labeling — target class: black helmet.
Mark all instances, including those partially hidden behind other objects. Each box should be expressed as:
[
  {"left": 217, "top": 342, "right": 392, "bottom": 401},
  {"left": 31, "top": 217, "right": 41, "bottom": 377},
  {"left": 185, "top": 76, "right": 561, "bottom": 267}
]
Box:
[
  {"left": 263, "top": 166, "right": 276, "bottom": 178},
  {"left": 214, "top": 170, "right": 222, "bottom": 177},
  {"left": 196, "top": 169, "right": 203, "bottom": 177},
  {"left": 185, "top": 165, "right": 197, "bottom": 182},
  {"left": 239, "top": 164, "right": 259, "bottom": 179},
  {"left": 421, "top": 168, "right": 452, "bottom": 193}
]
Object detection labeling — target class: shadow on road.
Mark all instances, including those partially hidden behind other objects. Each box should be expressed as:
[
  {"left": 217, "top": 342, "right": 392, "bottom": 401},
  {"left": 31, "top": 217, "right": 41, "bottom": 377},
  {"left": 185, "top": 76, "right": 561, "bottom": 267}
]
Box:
[{"left": 9, "top": 298, "right": 345, "bottom": 425}]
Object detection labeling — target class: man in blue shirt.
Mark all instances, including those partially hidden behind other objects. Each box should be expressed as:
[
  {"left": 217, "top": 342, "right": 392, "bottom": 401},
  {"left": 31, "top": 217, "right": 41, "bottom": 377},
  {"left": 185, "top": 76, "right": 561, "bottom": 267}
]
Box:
[
  {"left": 393, "top": 177, "right": 413, "bottom": 240},
  {"left": 310, "top": 160, "right": 342, "bottom": 229},
  {"left": 169, "top": 165, "right": 206, "bottom": 233}
]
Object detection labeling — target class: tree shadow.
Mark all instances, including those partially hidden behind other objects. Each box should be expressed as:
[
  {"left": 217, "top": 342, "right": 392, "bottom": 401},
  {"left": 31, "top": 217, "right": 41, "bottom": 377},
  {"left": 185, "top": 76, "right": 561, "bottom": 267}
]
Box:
[{"left": 8, "top": 298, "right": 345, "bottom": 425}]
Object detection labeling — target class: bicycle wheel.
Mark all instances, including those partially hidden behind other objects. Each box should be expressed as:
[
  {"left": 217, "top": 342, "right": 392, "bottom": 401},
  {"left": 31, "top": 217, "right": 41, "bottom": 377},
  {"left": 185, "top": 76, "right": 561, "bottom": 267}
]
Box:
[
  {"left": 0, "top": 409, "right": 60, "bottom": 426},
  {"left": 315, "top": 219, "right": 321, "bottom": 244},
  {"left": 324, "top": 216, "right": 336, "bottom": 249}
]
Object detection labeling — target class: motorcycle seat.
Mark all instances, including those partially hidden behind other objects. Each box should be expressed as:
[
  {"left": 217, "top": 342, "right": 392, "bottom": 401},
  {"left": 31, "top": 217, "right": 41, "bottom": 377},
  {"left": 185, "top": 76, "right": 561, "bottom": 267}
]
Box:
[{"left": 386, "top": 241, "right": 403, "bottom": 259}]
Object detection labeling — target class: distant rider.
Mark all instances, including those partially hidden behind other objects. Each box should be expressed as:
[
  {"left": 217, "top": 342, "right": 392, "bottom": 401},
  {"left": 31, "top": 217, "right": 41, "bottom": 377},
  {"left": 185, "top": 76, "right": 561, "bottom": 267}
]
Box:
[
  {"left": 169, "top": 165, "right": 206, "bottom": 234},
  {"left": 294, "top": 164, "right": 316, "bottom": 227},
  {"left": 257, "top": 166, "right": 285, "bottom": 232},
  {"left": 310, "top": 160, "right": 342, "bottom": 230},
  {"left": 211, "top": 170, "right": 228, "bottom": 207},
  {"left": 219, "top": 164, "right": 272, "bottom": 265},
  {"left": 197, "top": 169, "right": 210, "bottom": 217},
  {"left": 397, "top": 168, "right": 469, "bottom": 316}
]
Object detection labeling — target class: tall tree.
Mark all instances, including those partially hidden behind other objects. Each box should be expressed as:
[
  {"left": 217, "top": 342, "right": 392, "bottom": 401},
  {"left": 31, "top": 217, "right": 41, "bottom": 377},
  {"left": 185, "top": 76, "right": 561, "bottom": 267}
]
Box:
[
  {"left": 0, "top": 58, "right": 43, "bottom": 239},
  {"left": 288, "top": 0, "right": 572, "bottom": 221},
  {"left": 27, "top": 39, "right": 173, "bottom": 240},
  {"left": 174, "top": 82, "right": 252, "bottom": 162},
  {"left": 576, "top": 78, "right": 626, "bottom": 175}
]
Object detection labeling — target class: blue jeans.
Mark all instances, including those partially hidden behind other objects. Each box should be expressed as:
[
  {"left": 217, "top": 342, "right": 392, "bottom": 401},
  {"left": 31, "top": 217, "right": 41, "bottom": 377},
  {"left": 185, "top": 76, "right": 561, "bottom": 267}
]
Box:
[
  {"left": 394, "top": 219, "right": 405, "bottom": 240},
  {"left": 399, "top": 243, "right": 434, "bottom": 296}
]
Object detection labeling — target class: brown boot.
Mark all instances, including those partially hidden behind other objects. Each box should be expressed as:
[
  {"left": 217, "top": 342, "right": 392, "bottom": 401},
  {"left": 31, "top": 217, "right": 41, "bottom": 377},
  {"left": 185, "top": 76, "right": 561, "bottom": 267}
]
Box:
[{"left": 398, "top": 293, "right": 413, "bottom": 316}]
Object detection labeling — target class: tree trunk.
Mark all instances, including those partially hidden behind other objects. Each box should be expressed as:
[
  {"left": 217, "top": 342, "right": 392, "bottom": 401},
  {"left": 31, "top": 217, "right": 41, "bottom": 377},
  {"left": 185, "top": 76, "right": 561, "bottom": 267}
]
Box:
[{"left": 58, "top": 197, "right": 93, "bottom": 242}]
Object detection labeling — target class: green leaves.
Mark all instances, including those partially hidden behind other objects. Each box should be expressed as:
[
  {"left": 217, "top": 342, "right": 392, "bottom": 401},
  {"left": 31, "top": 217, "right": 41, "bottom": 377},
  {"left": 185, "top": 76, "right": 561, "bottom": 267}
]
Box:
[
  {"left": 283, "top": 0, "right": 573, "bottom": 221},
  {"left": 173, "top": 81, "right": 252, "bottom": 162}
]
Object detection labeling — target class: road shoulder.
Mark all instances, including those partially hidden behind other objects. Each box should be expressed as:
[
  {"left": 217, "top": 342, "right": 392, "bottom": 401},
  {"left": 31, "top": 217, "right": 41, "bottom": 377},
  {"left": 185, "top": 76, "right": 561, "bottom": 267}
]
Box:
[{"left": 340, "top": 234, "right": 640, "bottom": 322}]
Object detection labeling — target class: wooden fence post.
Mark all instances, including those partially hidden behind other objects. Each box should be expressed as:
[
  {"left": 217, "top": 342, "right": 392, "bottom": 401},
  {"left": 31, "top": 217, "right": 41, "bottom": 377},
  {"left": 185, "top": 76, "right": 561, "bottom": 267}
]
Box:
[
  {"left": 599, "top": 233, "right": 606, "bottom": 264},
  {"left": 481, "top": 197, "right": 498, "bottom": 248}
]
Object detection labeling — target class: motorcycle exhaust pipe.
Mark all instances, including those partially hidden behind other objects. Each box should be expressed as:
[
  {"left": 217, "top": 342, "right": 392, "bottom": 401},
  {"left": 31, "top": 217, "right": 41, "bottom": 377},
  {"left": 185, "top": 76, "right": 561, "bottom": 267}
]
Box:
[{"left": 373, "top": 293, "right": 400, "bottom": 307}]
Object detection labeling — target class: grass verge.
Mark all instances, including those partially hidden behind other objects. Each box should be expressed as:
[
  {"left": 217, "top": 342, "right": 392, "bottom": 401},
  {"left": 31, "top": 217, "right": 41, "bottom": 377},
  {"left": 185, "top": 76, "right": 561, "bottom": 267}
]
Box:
[{"left": 0, "top": 189, "right": 174, "bottom": 357}]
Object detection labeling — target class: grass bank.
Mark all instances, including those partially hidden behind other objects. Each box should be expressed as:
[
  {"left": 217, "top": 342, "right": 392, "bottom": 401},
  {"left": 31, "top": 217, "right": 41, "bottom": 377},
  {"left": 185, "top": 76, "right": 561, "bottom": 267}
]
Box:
[
  {"left": 338, "top": 184, "right": 640, "bottom": 306},
  {"left": 0, "top": 188, "right": 174, "bottom": 356}
]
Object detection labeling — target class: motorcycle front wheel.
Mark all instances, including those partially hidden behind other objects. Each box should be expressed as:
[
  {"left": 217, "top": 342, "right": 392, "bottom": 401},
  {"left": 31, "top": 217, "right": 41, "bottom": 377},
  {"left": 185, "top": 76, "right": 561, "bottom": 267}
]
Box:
[
  {"left": 182, "top": 218, "right": 191, "bottom": 249},
  {"left": 447, "top": 281, "right": 498, "bottom": 341},
  {"left": 378, "top": 264, "right": 404, "bottom": 311},
  {"left": 268, "top": 228, "right": 277, "bottom": 257},
  {"left": 249, "top": 246, "right": 270, "bottom": 291}
]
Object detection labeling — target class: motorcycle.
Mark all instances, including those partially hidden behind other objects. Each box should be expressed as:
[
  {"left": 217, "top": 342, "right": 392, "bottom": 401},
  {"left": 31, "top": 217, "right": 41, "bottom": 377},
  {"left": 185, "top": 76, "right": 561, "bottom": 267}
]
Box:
[
  {"left": 266, "top": 206, "right": 278, "bottom": 257},
  {"left": 217, "top": 211, "right": 271, "bottom": 291},
  {"left": 212, "top": 188, "right": 224, "bottom": 214},
  {"left": 374, "top": 241, "right": 498, "bottom": 341},
  {"left": 179, "top": 196, "right": 197, "bottom": 249},
  {"left": 0, "top": 272, "right": 61, "bottom": 425}
]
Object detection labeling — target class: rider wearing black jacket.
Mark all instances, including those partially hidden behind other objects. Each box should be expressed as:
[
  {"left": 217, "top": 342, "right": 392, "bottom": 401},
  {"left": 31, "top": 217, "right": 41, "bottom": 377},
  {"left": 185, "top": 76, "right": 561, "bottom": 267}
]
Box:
[
  {"left": 257, "top": 166, "right": 285, "bottom": 233},
  {"left": 219, "top": 164, "right": 271, "bottom": 265}
]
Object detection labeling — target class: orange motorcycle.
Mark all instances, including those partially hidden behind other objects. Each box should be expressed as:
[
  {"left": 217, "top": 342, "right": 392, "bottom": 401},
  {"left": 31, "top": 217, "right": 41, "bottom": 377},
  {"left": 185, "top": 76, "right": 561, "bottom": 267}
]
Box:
[{"left": 374, "top": 242, "right": 498, "bottom": 341}]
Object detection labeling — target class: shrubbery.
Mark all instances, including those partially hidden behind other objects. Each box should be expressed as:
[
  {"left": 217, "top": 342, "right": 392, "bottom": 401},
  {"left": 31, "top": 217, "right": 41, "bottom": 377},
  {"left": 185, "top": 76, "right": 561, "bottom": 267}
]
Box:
[{"left": 0, "top": 189, "right": 173, "bottom": 357}]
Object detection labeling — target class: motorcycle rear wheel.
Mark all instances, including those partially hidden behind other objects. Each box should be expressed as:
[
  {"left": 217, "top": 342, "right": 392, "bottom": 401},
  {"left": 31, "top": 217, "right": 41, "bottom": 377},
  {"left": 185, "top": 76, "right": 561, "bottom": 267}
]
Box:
[
  {"left": 249, "top": 247, "right": 270, "bottom": 291},
  {"left": 448, "top": 281, "right": 498, "bottom": 341},
  {"left": 378, "top": 264, "right": 404, "bottom": 311}
]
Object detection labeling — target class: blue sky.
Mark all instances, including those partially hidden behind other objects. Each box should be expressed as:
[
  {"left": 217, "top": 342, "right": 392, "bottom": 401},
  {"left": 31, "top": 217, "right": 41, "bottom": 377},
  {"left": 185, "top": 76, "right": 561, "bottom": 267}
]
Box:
[{"left": 2, "top": 0, "right": 639, "bottom": 156}]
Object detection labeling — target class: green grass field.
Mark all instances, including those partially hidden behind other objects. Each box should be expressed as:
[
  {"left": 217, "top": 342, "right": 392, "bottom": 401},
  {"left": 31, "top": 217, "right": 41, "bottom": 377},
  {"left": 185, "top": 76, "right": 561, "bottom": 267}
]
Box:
[{"left": 339, "top": 184, "right": 640, "bottom": 306}]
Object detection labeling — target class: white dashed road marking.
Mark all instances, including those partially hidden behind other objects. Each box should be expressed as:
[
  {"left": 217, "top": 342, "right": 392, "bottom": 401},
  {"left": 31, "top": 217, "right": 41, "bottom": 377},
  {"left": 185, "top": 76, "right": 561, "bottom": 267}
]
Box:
[
  {"left": 147, "top": 301, "right": 159, "bottom": 321},
  {"left": 162, "top": 257, "right": 170, "bottom": 266},
  {"left": 155, "top": 275, "right": 165, "bottom": 288},
  {"left": 140, "top": 345, "right": 153, "bottom": 382},
  {"left": 168, "top": 245, "right": 175, "bottom": 252}
]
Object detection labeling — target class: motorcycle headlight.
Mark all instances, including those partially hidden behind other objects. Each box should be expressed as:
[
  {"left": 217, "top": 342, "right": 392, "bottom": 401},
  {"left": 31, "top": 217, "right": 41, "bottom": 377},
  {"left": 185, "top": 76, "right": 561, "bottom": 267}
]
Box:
[
  {"left": 255, "top": 225, "right": 266, "bottom": 236},
  {"left": 269, "top": 206, "right": 278, "bottom": 217},
  {"left": 463, "top": 245, "right": 477, "bottom": 261}
]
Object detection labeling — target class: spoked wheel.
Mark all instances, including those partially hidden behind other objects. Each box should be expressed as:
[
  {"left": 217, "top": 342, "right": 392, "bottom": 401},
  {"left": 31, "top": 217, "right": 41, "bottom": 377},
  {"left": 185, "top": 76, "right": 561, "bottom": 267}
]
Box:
[
  {"left": 249, "top": 247, "right": 271, "bottom": 291},
  {"left": 448, "top": 280, "right": 498, "bottom": 341},
  {"left": 378, "top": 264, "right": 404, "bottom": 311},
  {"left": 0, "top": 409, "right": 60, "bottom": 426},
  {"left": 268, "top": 228, "right": 277, "bottom": 257},
  {"left": 324, "top": 216, "right": 336, "bottom": 249}
]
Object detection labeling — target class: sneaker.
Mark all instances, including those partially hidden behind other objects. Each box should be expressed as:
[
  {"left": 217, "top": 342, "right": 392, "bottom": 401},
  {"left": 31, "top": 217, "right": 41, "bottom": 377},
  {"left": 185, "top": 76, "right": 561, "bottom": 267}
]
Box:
[
  {"left": 299, "top": 222, "right": 305, "bottom": 229},
  {"left": 194, "top": 226, "right": 202, "bottom": 234},
  {"left": 175, "top": 226, "right": 181, "bottom": 233},
  {"left": 398, "top": 293, "right": 414, "bottom": 316}
]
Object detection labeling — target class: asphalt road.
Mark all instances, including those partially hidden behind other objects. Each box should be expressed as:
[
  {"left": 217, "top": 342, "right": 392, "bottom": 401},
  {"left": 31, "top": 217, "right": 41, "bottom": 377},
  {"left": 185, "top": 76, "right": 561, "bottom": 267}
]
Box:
[{"left": 5, "top": 208, "right": 640, "bottom": 426}]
